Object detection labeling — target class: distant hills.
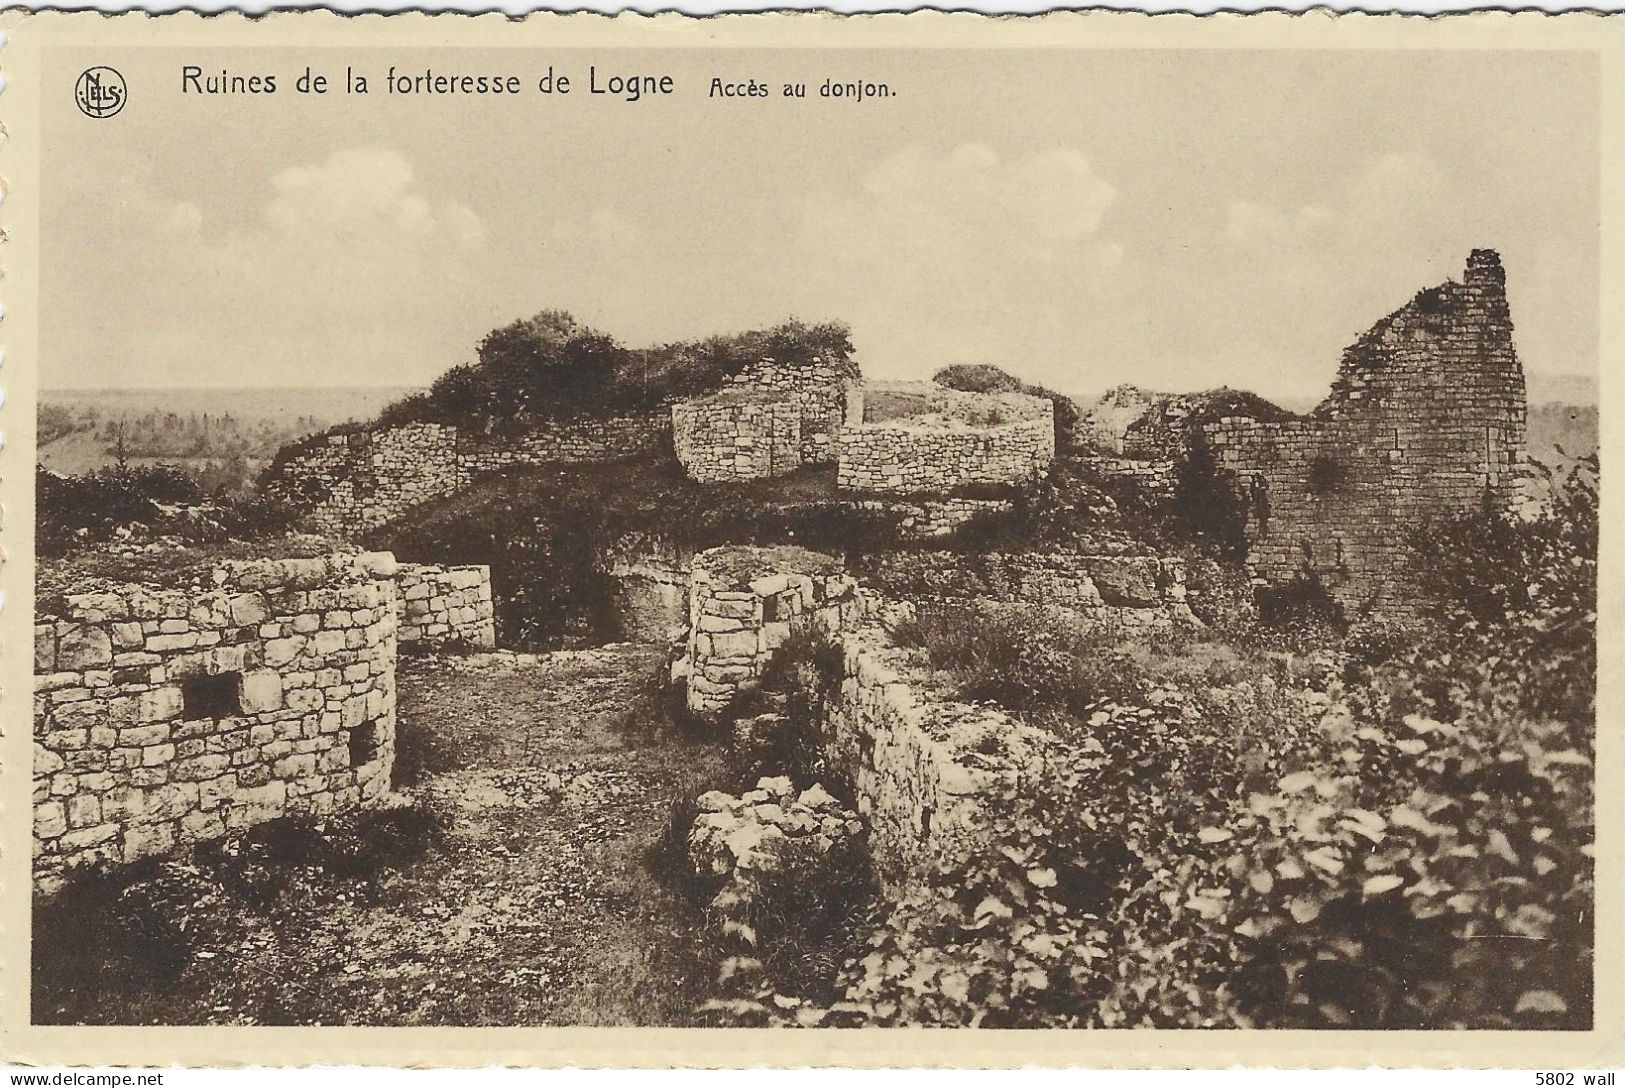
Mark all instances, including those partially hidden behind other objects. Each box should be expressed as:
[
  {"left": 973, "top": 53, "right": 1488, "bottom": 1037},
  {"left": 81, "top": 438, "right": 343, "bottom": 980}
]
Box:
[
  {"left": 39, "top": 386, "right": 413, "bottom": 489},
  {"left": 38, "top": 372, "right": 1598, "bottom": 490}
]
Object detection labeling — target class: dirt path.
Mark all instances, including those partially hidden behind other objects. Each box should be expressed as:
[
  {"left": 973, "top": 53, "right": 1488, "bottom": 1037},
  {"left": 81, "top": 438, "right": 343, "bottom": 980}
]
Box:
[{"left": 35, "top": 645, "right": 729, "bottom": 1026}]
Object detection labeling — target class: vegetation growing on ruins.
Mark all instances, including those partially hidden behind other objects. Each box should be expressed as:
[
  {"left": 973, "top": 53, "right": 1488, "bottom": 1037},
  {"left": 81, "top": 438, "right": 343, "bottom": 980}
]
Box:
[
  {"left": 933, "top": 362, "right": 1082, "bottom": 453},
  {"left": 379, "top": 313, "right": 857, "bottom": 430},
  {"left": 680, "top": 463, "right": 1596, "bottom": 1029},
  {"left": 365, "top": 457, "right": 908, "bottom": 647},
  {"left": 33, "top": 255, "right": 1601, "bottom": 1031},
  {"left": 36, "top": 464, "right": 298, "bottom": 560}
]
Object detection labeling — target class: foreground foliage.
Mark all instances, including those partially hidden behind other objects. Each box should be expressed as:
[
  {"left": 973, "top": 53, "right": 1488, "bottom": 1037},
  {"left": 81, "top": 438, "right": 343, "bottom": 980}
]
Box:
[{"left": 709, "top": 464, "right": 1596, "bottom": 1028}]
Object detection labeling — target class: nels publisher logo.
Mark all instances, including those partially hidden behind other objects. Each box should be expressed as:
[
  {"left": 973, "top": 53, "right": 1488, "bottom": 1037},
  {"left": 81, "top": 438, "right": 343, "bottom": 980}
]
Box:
[{"left": 75, "top": 66, "right": 127, "bottom": 119}]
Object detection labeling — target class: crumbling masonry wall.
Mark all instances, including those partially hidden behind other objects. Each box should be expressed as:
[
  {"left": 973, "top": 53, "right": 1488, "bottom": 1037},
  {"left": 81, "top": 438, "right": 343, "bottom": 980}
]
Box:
[
  {"left": 33, "top": 553, "right": 400, "bottom": 892},
  {"left": 1205, "top": 250, "right": 1528, "bottom": 619},
  {"left": 289, "top": 424, "right": 466, "bottom": 539},
  {"left": 272, "top": 414, "right": 668, "bottom": 540},
  {"left": 685, "top": 545, "right": 858, "bottom": 717},
  {"left": 672, "top": 393, "right": 803, "bottom": 483},
  {"left": 858, "top": 550, "right": 1195, "bottom": 630},
  {"left": 678, "top": 547, "right": 1061, "bottom": 887},
  {"left": 837, "top": 389, "right": 1055, "bottom": 495},
  {"left": 722, "top": 358, "right": 860, "bottom": 465},
  {"left": 395, "top": 564, "right": 496, "bottom": 650},
  {"left": 456, "top": 413, "right": 670, "bottom": 476},
  {"left": 823, "top": 608, "right": 1060, "bottom": 885}
]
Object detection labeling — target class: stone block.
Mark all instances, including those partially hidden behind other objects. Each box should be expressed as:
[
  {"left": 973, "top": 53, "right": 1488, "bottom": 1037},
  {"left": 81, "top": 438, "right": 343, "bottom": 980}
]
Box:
[
  {"left": 146, "top": 633, "right": 200, "bottom": 652},
  {"left": 67, "top": 793, "right": 103, "bottom": 829},
  {"left": 264, "top": 636, "right": 306, "bottom": 667},
  {"left": 35, "top": 802, "right": 67, "bottom": 840},
  {"left": 124, "top": 822, "right": 178, "bottom": 860},
  {"left": 239, "top": 669, "right": 285, "bottom": 714},
  {"left": 58, "top": 625, "right": 113, "bottom": 670},
  {"left": 709, "top": 630, "right": 759, "bottom": 659}
]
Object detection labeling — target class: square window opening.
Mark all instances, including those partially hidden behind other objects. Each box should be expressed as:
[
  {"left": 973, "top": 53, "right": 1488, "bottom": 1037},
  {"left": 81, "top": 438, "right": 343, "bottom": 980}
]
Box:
[
  {"left": 183, "top": 671, "right": 242, "bottom": 719},
  {"left": 348, "top": 722, "right": 379, "bottom": 768}
]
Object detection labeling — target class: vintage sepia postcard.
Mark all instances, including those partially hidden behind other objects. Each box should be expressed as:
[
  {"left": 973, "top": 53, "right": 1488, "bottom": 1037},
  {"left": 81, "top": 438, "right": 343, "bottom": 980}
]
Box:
[{"left": 0, "top": 9, "right": 1621, "bottom": 1070}]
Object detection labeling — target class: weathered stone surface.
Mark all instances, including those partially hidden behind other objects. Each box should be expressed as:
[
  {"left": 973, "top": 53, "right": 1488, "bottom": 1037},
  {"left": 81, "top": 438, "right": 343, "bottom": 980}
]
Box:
[
  {"left": 1200, "top": 250, "right": 1528, "bottom": 621},
  {"left": 58, "top": 625, "right": 113, "bottom": 670},
  {"left": 837, "top": 387, "right": 1054, "bottom": 496},
  {"left": 33, "top": 552, "right": 400, "bottom": 895},
  {"left": 239, "top": 669, "right": 285, "bottom": 714}
]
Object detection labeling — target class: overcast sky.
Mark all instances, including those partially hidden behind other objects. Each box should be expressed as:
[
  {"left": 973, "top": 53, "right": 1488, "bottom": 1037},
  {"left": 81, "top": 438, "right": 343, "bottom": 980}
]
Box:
[{"left": 44, "top": 46, "right": 1600, "bottom": 404}]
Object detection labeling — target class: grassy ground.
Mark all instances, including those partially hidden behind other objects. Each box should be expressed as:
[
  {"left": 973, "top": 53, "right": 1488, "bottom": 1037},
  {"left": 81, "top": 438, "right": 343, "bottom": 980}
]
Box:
[{"left": 33, "top": 645, "right": 729, "bottom": 1026}]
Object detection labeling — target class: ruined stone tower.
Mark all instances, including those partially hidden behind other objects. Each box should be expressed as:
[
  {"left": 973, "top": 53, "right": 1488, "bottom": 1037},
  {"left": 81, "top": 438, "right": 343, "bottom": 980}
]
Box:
[{"left": 1205, "top": 250, "right": 1529, "bottom": 620}]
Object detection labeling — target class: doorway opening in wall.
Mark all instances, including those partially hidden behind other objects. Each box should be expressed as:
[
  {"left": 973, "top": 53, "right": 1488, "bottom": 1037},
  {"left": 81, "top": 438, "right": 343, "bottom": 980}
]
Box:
[
  {"left": 763, "top": 594, "right": 783, "bottom": 623},
  {"left": 348, "top": 722, "right": 379, "bottom": 768},
  {"left": 182, "top": 671, "right": 242, "bottom": 719}
]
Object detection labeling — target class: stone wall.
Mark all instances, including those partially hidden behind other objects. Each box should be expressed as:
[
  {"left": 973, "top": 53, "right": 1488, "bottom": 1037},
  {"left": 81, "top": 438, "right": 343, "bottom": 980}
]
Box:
[
  {"left": 272, "top": 414, "right": 668, "bottom": 541},
  {"left": 1205, "top": 250, "right": 1528, "bottom": 619},
  {"left": 395, "top": 564, "right": 496, "bottom": 650},
  {"left": 33, "top": 552, "right": 400, "bottom": 892},
  {"left": 456, "top": 413, "right": 670, "bottom": 476},
  {"left": 858, "top": 549, "right": 1195, "bottom": 629},
  {"left": 675, "top": 546, "right": 1061, "bottom": 887},
  {"left": 1077, "top": 451, "right": 1176, "bottom": 497},
  {"left": 283, "top": 424, "right": 465, "bottom": 539},
  {"left": 722, "top": 358, "right": 859, "bottom": 464},
  {"left": 823, "top": 606, "right": 1061, "bottom": 884},
  {"left": 685, "top": 545, "right": 859, "bottom": 717},
  {"left": 1077, "top": 384, "right": 1163, "bottom": 454},
  {"left": 672, "top": 392, "right": 803, "bottom": 483},
  {"left": 837, "top": 389, "right": 1055, "bottom": 495}
]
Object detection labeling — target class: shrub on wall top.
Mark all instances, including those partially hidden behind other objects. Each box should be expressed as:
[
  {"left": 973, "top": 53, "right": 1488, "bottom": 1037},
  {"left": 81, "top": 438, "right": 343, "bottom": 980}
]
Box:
[
  {"left": 381, "top": 314, "right": 858, "bottom": 431},
  {"left": 933, "top": 363, "right": 1081, "bottom": 453}
]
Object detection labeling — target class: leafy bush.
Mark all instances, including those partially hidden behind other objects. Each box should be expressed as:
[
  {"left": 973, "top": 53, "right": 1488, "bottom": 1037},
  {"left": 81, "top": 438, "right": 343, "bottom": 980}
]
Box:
[
  {"left": 912, "top": 603, "right": 1150, "bottom": 720},
  {"left": 37, "top": 464, "right": 199, "bottom": 554},
  {"left": 741, "top": 464, "right": 1594, "bottom": 1027},
  {"left": 703, "top": 833, "right": 879, "bottom": 1018},
  {"left": 1405, "top": 457, "right": 1597, "bottom": 723},
  {"left": 1255, "top": 565, "right": 1346, "bottom": 639},
  {"left": 384, "top": 314, "right": 857, "bottom": 430},
  {"left": 38, "top": 464, "right": 302, "bottom": 558}
]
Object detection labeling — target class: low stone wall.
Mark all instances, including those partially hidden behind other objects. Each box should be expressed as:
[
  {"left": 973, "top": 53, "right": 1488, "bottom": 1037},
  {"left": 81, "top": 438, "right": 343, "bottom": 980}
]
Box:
[
  {"left": 837, "top": 389, "right": 1055, "bottom": 495},
  {"left": 824, "top": 609, "right": 1061, "bottom": 884},
  {"left": 33, "top": 553, "right": 400, "bottom": 892},
  {"left": 672, "top": 393, "right": 802, "bottom": 483},
  {"left": 858, "top": 550, "right": 1194, "bottom": 629},
  {"left": 457, "top": 413, "right": 670, "bottom": 476},
  {"left": 396, "top": 564, "right": 496, "bottom": 650},
  {"left": 685, "top": 545, "right": 859, "bottom": 717},
  {"left": 283, "top": 424, "right": 465, "bottom": 539},
  {"left": 271, "top": 414, "right": 668, "bottom": 541}
]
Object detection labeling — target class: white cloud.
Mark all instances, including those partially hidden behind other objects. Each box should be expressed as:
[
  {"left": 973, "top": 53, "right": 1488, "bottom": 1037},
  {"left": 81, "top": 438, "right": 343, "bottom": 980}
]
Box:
[
  {"left": 262, "top": 147, "right": 484, "bottom": 247},
  {"left": 803, "top": 143, "right": 1117, "bottom": 263}
]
